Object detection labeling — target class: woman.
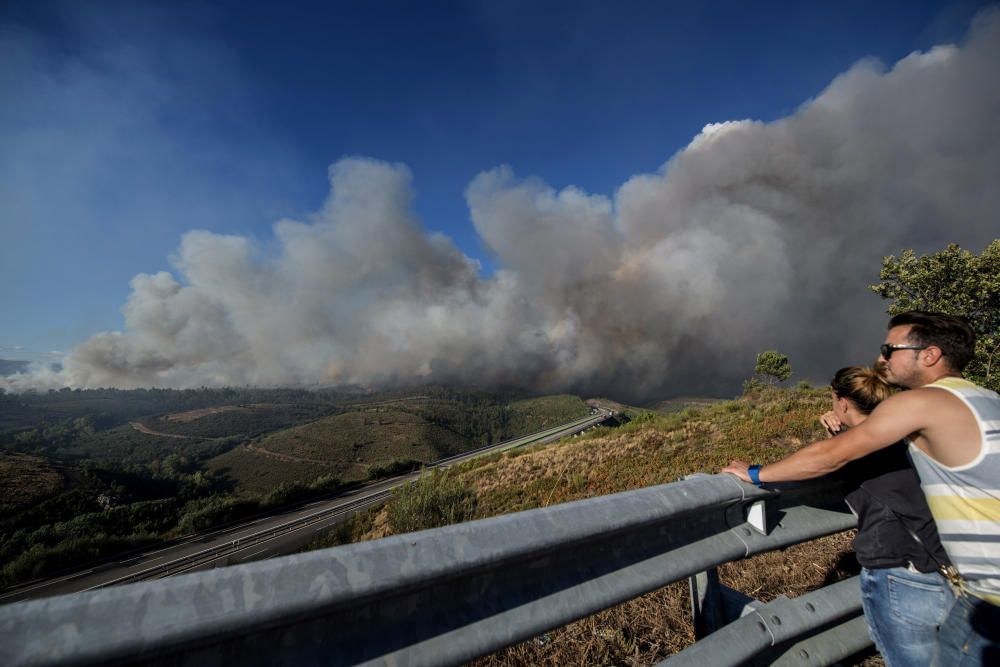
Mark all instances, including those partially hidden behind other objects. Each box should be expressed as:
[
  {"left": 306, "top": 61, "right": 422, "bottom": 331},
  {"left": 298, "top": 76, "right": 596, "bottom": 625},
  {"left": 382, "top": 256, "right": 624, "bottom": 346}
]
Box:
[{"left": 821, "top": 366, "right": 952, "bottom": 667}]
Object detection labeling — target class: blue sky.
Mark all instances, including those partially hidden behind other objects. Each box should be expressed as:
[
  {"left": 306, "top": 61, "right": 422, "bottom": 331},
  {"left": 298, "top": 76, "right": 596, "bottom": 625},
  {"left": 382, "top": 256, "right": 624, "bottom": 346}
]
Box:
[{"left": 0, "top": 0, "right": 992, "bottom": 371}]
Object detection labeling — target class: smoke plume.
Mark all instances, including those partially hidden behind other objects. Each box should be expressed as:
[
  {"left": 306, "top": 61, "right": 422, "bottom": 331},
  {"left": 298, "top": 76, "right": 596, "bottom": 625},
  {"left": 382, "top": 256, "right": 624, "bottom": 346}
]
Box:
[{"left": 6, "top": 11, "right": 1000, "bottom": 401}]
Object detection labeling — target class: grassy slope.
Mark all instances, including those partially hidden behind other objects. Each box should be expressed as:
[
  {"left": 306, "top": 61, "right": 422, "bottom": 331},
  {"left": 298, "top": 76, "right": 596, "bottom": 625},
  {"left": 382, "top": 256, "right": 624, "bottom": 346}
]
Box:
[
  {"left": 314, "top": 387, "right": 873, "bottom": 665},
  {"left": 136, "top": 403, "right": 337, "bottom": 439},
  {"left": 205, "top": 396, "right": 591, "bottom": 496},
  {"left": 259, "top": 408, "right": 470, "bottom": 462},
  {"left": 204, "top": 408, "right": 472, "bottom": 495},
  {"left": 506, "top": 395, "right": 590, "bottom": 434},
  {"left": 203, "top": 446, "right": 348, "bottom": 497}
]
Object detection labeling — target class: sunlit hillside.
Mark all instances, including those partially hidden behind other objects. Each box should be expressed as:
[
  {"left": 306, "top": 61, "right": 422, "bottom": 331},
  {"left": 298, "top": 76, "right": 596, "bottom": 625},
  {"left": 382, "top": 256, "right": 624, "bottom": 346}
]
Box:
[
  {"left": 203, "top": 394, "right": 590, "bottom": 496},
  {"left": 310, "top": 387, "right": 873, "bottom": 665}
]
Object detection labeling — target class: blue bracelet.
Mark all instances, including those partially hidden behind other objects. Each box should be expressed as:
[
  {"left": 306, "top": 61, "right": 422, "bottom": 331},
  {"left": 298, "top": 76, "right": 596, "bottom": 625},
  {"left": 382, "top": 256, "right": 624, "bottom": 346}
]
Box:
[{"left": 748, "top": 464, "right": 763, "bottom": 487}]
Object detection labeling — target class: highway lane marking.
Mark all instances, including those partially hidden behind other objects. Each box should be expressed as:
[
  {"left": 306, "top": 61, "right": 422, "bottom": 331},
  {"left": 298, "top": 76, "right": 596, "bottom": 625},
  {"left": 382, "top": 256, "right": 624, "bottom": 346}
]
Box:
[{"left": 0, "top": 569, "right": 96, "bottom": 601}]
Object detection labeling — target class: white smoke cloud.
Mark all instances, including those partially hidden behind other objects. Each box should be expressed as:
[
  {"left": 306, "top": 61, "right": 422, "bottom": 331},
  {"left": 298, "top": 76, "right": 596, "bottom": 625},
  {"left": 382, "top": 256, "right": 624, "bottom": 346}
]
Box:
[{"left": 5, "top": 10, "right": 1000, "bottom": 400}]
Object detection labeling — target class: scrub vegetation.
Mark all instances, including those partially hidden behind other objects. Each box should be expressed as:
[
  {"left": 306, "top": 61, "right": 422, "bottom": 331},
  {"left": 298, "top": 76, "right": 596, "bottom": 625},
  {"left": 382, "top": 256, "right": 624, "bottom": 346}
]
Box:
[{"left": 310, "top": 385, "right": 877, "bottom": 665}]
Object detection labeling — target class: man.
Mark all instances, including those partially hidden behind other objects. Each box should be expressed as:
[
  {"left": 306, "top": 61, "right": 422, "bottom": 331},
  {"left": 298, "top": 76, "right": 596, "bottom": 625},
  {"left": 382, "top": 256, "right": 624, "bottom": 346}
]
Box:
[{"left": 722, "top": 312, "right": 999, "bottom": 665}]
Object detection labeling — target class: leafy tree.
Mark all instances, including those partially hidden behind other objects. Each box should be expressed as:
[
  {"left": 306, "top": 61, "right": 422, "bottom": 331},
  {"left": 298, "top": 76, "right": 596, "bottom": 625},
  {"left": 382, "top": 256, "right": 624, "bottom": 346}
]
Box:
[
  {"left": 870, "top": 241, "right": 1000, "bottom": 392},
  {"left": 754, "top": 350, "right": 792, "bottom": 385}
]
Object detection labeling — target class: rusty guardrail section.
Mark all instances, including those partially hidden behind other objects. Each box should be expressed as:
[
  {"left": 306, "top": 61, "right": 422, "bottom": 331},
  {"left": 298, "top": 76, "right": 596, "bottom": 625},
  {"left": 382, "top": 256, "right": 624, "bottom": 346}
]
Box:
[{"left": 0, "top": 474, "right": 863, "bottom": 666}]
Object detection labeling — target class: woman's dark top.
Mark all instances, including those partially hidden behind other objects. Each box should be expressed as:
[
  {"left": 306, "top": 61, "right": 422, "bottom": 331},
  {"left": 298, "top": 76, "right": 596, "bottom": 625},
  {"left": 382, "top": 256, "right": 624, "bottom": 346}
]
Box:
[{"left": 839, "top": 440, "right": 950, "bottom": 572}]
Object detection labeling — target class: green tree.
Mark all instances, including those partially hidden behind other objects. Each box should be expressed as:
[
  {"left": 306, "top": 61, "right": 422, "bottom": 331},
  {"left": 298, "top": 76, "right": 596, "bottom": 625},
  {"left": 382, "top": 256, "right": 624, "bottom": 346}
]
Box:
[
  {"left": 870, "top": 241, "right": 1000, "bottom": 392},
  {"left": 754, "top": 350, "right": 792, "bottom": 385}
]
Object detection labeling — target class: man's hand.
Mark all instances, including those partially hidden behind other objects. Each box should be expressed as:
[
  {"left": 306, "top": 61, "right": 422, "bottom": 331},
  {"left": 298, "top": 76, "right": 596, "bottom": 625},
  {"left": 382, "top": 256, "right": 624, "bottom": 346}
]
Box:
[
  {"left": 722, "top": 460, "right": 752, "bottom": 483},
  {"left": 819, "top": 411, "right": 842, "bottom": 436}
]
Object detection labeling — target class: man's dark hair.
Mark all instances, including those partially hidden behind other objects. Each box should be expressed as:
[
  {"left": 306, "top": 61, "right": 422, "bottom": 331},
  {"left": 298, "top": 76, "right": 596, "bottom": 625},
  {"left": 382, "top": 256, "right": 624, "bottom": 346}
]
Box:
[{"left": 888, "top": 311, "right": 976, "bottom": 372}]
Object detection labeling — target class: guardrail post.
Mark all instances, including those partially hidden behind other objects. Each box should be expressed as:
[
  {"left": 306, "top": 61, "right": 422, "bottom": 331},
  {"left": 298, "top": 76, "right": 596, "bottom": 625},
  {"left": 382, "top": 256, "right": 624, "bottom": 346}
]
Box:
[
  {"left": 689, "top": 568, "right": 721, "bottom": 638},
  {"left": 689, "top": 569, "right": 760, "bottom": 638},
  {"left": 690, "top": 489, "right": 786, "bottom": 638}
]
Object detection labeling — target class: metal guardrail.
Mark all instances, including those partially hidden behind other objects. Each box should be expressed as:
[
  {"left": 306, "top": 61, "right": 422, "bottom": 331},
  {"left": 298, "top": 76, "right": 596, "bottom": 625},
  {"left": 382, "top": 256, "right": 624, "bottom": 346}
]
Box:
[
  {"left": 665, "top": 575, "right": 867, "bottom": 666},
  {"left": 0, "top": 473, "right": 860, "bottom": 666},
  {"left": 89, "top": 490, "right": 395, "bottom": 588}
]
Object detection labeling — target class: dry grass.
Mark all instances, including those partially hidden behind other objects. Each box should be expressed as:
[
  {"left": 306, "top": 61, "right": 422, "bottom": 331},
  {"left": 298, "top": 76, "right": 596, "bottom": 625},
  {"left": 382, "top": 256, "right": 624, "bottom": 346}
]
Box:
[{"left": 473, "top": 581, "right": 694, "bottom": 666}]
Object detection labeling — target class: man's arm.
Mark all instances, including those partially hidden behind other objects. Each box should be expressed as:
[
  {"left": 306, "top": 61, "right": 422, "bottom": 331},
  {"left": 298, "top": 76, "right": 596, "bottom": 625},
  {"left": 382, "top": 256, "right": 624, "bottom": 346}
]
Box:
[{"left": 722, "top": 391, "right": 928, "bottom": 484}]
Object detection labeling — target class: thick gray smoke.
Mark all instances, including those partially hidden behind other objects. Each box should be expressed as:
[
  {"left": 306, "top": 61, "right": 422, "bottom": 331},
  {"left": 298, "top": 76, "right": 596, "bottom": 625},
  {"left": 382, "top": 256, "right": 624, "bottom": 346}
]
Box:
[{"left": 7, "top": 11, "right": 1000, "bottom": 401}]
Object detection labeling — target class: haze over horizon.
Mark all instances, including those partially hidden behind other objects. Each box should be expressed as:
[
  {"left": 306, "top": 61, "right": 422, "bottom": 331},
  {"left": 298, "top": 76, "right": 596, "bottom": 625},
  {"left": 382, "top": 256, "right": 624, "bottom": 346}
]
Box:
[{"left": 2, "top": 1, "right": 999, "bottom": 402}]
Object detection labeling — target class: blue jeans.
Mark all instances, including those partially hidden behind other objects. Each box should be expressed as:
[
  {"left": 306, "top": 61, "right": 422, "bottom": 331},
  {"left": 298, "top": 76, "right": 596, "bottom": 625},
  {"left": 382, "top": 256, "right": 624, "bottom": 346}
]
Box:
[
  {"left": 860, "top": 566, "right": 953, "bottom": 667},
  {"left": 930, "top": 592, "right": 1000, "bottom": 667}
]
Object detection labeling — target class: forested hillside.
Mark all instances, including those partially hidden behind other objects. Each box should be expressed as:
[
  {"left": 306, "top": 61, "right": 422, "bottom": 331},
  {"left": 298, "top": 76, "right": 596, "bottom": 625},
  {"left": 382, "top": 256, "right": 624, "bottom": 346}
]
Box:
[{"left": 0, "top": 386, "right": 589, "bottom": 589}]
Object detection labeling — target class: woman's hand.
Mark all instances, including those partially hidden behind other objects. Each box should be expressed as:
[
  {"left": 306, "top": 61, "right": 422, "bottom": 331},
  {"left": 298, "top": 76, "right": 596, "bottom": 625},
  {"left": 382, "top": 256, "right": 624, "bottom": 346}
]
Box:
[{"left": 819, "top": 411, "right": 842, "bottom": 436}]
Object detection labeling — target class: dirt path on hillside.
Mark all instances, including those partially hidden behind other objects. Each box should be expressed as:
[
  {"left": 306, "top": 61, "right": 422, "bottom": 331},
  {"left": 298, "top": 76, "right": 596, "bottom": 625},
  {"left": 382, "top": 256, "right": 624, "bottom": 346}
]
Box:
[
  {"left": 162, "top": 405, "right": 247, "bottom": 423},
  {"left": 342, "top": 395, "right": 429, "bottom": 409},
  {"left": 244, "top": 443, "right": 337, "bottom": 467},
  {"left": 129, "top": 421, "right": 202, "bottom": 440}
]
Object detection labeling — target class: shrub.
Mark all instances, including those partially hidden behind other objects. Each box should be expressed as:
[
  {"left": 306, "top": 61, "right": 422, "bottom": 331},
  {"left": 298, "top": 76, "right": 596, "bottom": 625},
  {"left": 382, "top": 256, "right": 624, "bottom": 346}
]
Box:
[
  {"left": 308, "top": 474, "right": 344, "bottom": 494},
  {"left": 367, "top": 459, "right": 422, "bottom": 480},
  {"left": 387, "top": 470, "right": 477, "bottom": 534},
  {"left": 177, "top": 496, "right": 261, "bottom": 534},
  {"left": 261, "top": 481, "right": 312, "bottom": 508}
]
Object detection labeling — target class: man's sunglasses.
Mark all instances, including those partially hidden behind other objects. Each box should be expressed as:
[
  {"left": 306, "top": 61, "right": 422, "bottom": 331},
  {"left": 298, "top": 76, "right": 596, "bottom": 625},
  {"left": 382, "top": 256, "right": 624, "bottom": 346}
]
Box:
[{"left": 880, "top": 343, "right": 928, "bottom": 359}]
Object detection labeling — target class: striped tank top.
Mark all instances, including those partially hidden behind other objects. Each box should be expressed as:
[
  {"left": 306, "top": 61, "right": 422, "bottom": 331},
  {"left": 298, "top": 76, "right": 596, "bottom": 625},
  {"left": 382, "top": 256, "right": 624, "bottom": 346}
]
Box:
[{"left": 907, "top": 377, "right": 1000, "bottom": 606}]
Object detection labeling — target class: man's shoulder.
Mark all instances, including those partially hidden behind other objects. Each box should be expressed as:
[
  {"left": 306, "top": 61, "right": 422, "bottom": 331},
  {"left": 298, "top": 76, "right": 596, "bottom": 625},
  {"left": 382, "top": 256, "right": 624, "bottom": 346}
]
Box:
[
  {"left": 869, "top": 386, "right": 962, "bottom": 422},
  {"left": 880, "top": 386, "right": 941, "bottom": 407}
]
